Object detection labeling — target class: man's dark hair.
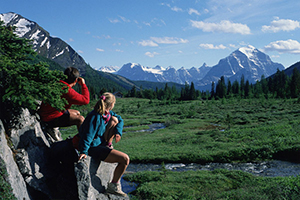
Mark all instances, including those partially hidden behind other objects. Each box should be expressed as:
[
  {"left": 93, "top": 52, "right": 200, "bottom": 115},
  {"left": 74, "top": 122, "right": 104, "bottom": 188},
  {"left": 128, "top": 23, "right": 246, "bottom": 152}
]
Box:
[{"left": 64, "top": 67, "right": 80, "bottom": 84}]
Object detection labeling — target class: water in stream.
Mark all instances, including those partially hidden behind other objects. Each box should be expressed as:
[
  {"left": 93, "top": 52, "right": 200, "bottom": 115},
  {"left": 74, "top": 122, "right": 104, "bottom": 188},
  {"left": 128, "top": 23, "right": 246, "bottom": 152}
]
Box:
[
  {"left": 121, "top": 123, "right": 300, "bottom": 193},
  {"left": 122, "top": 160, "right": 300, "bottom": 194}
]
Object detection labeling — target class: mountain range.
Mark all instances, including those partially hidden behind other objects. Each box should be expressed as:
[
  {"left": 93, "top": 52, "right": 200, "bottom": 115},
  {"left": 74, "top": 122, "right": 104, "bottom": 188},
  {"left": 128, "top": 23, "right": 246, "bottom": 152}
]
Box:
[
  {"left": 0, "top": 12, "right": 291, "bottom": 92},
  {"left": 101, "top": 45, "right": 284, "bottom": 90},
  {"left": 0, "top": 12, "right": 136, "bottom": 92}
]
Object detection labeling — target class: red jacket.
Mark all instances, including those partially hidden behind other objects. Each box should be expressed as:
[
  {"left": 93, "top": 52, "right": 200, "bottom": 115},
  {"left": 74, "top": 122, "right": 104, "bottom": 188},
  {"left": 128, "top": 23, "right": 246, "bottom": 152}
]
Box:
[{"left": 38, "top": 80, "right": 90, "bottom": 122}]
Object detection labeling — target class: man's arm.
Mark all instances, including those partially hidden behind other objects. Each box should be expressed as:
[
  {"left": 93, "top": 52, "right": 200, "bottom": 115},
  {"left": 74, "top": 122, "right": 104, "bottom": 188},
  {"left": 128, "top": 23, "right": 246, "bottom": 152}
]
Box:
[{"left": 63, "top": 77, "right": 90, "bottom": 106}]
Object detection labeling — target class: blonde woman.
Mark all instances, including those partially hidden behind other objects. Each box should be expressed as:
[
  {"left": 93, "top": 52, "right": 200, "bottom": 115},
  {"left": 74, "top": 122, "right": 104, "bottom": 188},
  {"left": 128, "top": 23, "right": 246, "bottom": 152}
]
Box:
[{"left": 77, "top": 92, "right": 129, "bottom": 197}]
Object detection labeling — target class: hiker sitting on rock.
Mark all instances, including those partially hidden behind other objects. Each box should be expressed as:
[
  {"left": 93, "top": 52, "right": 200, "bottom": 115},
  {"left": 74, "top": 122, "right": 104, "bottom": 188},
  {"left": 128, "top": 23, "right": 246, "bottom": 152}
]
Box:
[
  {"left": 38, "top": 67, "right": 90, "bottom": 131},
  {"left": 76, "top": 92, "right": 129, "bottom": 197}
]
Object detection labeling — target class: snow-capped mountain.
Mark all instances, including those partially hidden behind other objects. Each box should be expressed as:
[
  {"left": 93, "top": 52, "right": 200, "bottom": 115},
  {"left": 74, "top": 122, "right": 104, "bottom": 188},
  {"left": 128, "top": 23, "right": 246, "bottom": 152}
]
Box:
[
  {"left": 97, "top": 66, "right": 120, "bottom": 73},
  {"left": 2, "top": 12, "right": 285, "bottom": 91},
  {"left": 115, "top": 63, "right": 211, "bottom": 84},
  {"left": 0, "top": 12, "right": 88, "bottom": 75},
  {"left": 112, "top": 46, "right": 284, "bottom": 90},
  {"left": 196, "top": 45, "right": 285, "bottom": 90}
]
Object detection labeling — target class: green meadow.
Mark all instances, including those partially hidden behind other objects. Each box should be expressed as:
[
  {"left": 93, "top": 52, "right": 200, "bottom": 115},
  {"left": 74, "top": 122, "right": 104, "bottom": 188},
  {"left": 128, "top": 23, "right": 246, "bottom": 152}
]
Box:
[{"left": 61, "top": 97, "right": 300, "bottom": 199}]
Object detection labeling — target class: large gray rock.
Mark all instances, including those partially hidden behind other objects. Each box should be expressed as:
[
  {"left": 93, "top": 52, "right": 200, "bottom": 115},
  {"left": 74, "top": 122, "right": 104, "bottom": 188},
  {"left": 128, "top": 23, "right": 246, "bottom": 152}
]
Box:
[
  {"left": 1, "top": 108, "right": 130, "bottom": 199},
  {"left": 0, "top": 120, "right": 30, "bottom": 199}
]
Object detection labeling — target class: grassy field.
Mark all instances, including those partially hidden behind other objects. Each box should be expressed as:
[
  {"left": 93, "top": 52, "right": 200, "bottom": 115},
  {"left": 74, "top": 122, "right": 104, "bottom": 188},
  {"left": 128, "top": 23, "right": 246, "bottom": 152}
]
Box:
[{"left": 62, "top": 97, "right": 300, "bottom": 199}]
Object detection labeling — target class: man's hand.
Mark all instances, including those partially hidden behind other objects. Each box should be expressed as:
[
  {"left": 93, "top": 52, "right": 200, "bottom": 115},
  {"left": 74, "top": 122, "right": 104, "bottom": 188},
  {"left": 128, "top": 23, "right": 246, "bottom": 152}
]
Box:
[
  {"left": 77, "top": 77, "right": 85, "bottom": 85},
  {"left": 78, "top": 153, "right": 87, "bottom": 161}
]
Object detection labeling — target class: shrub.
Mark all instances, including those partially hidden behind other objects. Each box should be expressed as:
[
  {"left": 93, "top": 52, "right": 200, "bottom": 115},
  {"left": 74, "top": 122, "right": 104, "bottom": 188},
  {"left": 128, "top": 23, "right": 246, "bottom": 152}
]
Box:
[{"left": 0, "top": 20, "right": 67, "bottom": 120}]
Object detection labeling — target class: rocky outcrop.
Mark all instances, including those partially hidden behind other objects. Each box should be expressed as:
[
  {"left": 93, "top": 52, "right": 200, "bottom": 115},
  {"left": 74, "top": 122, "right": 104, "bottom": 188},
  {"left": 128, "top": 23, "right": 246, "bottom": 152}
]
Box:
[
  {"left": 0, "top": 120, "right": 30, "bottom": 200},
  {"left": 0, "top": 108, "right": 129, "bottom": 200}
]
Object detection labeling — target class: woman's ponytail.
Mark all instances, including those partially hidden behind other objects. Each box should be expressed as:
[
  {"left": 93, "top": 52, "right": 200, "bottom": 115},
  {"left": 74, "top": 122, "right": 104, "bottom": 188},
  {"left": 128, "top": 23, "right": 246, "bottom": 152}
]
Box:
[{"left": 94, "top": 93, "right": 115, "bottom": 114}]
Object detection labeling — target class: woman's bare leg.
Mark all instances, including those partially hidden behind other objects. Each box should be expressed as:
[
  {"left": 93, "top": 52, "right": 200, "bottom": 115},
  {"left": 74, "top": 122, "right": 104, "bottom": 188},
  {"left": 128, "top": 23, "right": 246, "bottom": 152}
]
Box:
[
  {"left": 103, "top": 116, "right": 118, "bottom": 144},
  {"left": 104, "top": 149, "right": 130, "bottom": 183}
]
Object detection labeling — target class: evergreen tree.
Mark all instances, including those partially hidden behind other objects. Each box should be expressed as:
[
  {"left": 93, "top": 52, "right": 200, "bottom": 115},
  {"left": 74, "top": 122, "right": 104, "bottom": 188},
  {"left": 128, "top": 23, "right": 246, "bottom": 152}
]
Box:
[
  {"left": 245, "top": 80, "right": 250, "bottom": 97},
  {"left": 215, "top": 76, "right": 226, "bottom": 99},
  {"left": 272, "top": 69, "right": 288, "bottom": 98},
  {"left": 291, "top": 68, "right": 300, "bottom": 98},
  {"left": 89, "top": 86, "right": 96, "bottom": 99},
  {"left": 260, "top": 75, "right": 269, "bottom": 97},
  {"left": 0, "top": 21, "right": 67, "bottom": 120},
  {"left": 130, "top": 85, "right": 137, "bottom": 97},
  {"left": 210, "top": 81, "right": 215, "bottom": 99},
  {"left": 100, "top": 87, "right": 107, "bottom": 95},
  {"left": 227, "top": 80, "right": 232, "bottom": 96},
  {"left": 164, "top": 83, "right": 171, "bottom": 100},
  {"left": 232, "top": 80, "right": 240, "bottom": 95},
  {"left": 240, "top": 74, "right": 245, "bottom": 97},
  {"left": 189, "top": 82, "right": 197, "bottom": 100},
  {"left": 253, "top": 81, "right": 263, "bottom": 98}
]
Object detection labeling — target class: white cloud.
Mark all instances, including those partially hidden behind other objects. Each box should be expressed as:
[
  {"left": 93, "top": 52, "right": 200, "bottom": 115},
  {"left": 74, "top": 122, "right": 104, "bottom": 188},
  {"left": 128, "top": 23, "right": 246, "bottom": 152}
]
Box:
[
  {"left": 108, "top": 18, "right": 120, "bottom": 23},
  {"left": 199, "top": 43, "right": 226, "bottom": 49},
  {"left": 190, "top": 20, "right": 251, "bottom": 35},
  {"left": 139, "top": 40, "right": 158, "bottom": 47},
  {"left": 119, "top": 16, "right": 130, "bottom": 23},
  {"left": 150, "top": 37, "right": 189, "bottom": 44},
  {"left": 69, "top": 38, "right": 74, "bottom": 42},
  {"left": 171, "top": 6, "right": 183, "bottom": 12},
  {"left": 116, "top": 49, "right": 123, "bottom": 52},
  {"left": 143, "top": 22, "right": 151, "bottom": 26},
  {"left": 262, "top": 18, "right": 300, "bottom": 32},
  {"left": 109, "top": 16, "right": 131, "bottom": 24},
  {"left": 96, "top": 48, "right": 105, "bottom": 52},
  {"left": 264, "top": 39, "right": 300, "bottom": 54},
  {"left": 188, "top": 8, "right": 200, "bottom": 16},
  {"left": 145, "top": 52, "right": 159, "bottom": 58},
  {"left": 78, "top": 50, "right": 83, "bottom": 54}
]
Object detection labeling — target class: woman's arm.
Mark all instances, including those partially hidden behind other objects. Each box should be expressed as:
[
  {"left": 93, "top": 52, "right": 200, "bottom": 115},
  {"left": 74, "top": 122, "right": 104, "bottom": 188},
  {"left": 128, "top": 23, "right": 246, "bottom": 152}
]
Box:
[
  {"left": 79, "top": 112, "right": 99, "bottom": 155},
  {"left": 110, "top": 111, "right": 124, "bottom": 136}
]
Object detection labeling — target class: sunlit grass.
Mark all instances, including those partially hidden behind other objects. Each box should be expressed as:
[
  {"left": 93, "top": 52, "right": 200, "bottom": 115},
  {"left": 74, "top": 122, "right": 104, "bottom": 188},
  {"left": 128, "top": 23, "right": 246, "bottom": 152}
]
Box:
[{"left": 62, "top": 97, "right": 300, "bottom": 199}]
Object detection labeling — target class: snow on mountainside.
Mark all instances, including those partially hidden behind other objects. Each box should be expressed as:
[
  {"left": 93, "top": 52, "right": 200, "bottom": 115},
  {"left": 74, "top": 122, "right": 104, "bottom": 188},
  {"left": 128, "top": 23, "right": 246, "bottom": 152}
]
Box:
[
  {"left": 0, "top": 12, "right": 88, "bottom": 75},
  {"left": 196, "top": 45, "right": 285, "bottom": 90},
  {"left": 115, "top": 63, "right": 211, "bottom": 84},
  {"left": 97, "top": 66, "right": 120, "bottom": 73},
  {"left": 2, "top": 12, "right": 285, "bottom": 91},
  {"left": 112, "top": 46, "right": 284, "bottom": 91}
]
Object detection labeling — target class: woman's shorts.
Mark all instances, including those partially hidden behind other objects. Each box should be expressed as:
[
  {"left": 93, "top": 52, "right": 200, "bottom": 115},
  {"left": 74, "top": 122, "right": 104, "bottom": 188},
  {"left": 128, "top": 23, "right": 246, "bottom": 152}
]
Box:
[{"left": 88, "top": 145, "right": 112, "bottom": 161}]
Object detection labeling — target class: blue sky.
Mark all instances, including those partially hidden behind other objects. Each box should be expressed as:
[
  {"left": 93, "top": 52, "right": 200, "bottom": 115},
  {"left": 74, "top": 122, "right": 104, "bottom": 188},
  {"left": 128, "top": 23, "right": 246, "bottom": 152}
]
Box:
[{"left": 1, "top": 0, "right": 300, "bottom": 69}]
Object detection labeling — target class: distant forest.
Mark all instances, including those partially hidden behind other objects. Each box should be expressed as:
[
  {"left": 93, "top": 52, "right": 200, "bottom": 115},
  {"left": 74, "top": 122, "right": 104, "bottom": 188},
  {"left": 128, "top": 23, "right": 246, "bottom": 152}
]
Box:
[{"left": 127, "top": 68, "right": 300, "bottom": 102}]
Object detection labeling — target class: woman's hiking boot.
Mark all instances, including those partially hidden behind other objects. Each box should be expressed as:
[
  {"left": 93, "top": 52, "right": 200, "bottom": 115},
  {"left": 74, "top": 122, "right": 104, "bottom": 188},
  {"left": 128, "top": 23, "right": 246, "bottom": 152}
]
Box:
[{"left": 106, "top": 182, "right": 127, "bottom": 197}]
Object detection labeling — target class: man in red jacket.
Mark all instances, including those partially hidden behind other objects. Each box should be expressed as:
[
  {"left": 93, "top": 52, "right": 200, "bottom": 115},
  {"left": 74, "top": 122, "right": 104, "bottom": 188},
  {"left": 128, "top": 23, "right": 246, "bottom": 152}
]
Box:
[{"left": 39, "top": 67, "right": 90, "bottom": 131}]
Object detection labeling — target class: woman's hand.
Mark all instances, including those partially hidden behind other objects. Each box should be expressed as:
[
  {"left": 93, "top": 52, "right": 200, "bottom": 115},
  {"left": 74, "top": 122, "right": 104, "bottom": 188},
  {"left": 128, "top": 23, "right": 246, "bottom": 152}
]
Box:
[
  {"left": 115, "top": 134, "right": 121, "bottom": 143},
  {"left": 78, "top": 153, "right": 87, "bottom": 161}
]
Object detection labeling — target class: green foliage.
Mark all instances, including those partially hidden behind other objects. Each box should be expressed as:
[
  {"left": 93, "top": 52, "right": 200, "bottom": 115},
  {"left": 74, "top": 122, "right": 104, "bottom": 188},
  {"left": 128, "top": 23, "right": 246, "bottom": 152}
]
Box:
[
  {"left": 0, "top": 160, "right": 17, "bottom": 200},
  {"left": 127, "top": 82, "right": 194, "bottom": 101},
  {"left": 108, "top": 98, "right": 300, "bottom": 164},
  {"left": 62, "top": 97, "right": 300, "bottom": 199},
  {"left": 124, "top": 168, "right": 300, "bottom": 200},
  {"left": 0, "top": 20, "right": 67, "bottom": 115}
]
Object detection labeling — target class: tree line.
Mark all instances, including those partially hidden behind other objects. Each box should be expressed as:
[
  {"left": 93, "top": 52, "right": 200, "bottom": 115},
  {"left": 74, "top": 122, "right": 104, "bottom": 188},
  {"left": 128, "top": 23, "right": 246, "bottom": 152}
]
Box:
[
  {"left": 211, "top": 68, "right": 300, "bottom": 100},
  {"left": 126, "top": 68, "right": 300, "bottom": 101},
  {"left": 126, "top": 82, "right": 200, "bottom": 101}
]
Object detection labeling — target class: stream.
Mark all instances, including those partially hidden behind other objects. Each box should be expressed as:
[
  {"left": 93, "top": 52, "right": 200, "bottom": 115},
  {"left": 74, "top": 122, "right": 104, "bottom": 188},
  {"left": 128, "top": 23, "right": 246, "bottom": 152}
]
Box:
[{"left": 121, "top": 123, "right": 300, "bottom": 193}]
